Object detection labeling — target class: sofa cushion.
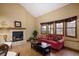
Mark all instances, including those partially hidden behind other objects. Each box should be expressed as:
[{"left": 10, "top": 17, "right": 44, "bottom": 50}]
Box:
[
  {"left": 39, "top": 34, "right": 48, "bottom": 40},
  {"left": 47, "top": 34, "right": 55, "bottom": 40}
]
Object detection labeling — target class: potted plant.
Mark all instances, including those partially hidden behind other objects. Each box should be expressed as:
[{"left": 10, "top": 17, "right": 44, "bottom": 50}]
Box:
[
  {"left": 27, "top": 30, "right": 38, "bottom": 42},
  {"left": 33, "top": 30, "right": 38, "bottom": 39}
]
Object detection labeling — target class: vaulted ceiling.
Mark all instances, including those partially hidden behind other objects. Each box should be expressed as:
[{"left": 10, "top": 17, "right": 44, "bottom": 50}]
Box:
[{"left": 21, "top": 3, "right": 69, "bottom": 17}]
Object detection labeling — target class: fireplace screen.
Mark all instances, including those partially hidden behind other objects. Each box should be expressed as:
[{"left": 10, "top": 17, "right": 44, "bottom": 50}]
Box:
[{"left": 12, "top": 31, "right": 23, "bottom": 42}]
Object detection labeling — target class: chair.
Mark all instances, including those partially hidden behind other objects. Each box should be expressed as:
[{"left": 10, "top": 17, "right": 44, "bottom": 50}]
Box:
[
  {"left": 0, "top": 44, "right": 19, "bottom": 56},
  {"left": 3, "top": 35, "right": 12, "bottom": 48},
  {"left": 0, "top": 44, "right": 9, "bottom": 56}
]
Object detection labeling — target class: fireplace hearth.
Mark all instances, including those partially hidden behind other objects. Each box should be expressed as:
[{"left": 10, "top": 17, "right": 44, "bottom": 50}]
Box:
[{"left": 12, "top": 31, "right": 23, "bottom": 42}]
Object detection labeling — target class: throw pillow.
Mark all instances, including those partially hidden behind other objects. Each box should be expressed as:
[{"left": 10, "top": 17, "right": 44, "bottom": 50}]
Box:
[{"left": 54, "top": 36, "right": 61, "bottom": 41}]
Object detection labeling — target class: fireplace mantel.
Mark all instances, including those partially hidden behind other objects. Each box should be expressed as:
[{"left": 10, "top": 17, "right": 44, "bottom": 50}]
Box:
[{"left": 0, "top": 27, "right": 26, "bottom": 30}]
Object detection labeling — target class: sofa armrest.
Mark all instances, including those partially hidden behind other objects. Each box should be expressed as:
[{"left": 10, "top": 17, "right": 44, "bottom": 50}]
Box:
[{"left": 58, "top": 38, "right": 64, "bottom": 43}]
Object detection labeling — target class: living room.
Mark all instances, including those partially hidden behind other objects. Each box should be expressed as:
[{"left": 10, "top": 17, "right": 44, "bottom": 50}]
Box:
[{"left": 0, "top": 3, "right": 79, "bottom": 56}]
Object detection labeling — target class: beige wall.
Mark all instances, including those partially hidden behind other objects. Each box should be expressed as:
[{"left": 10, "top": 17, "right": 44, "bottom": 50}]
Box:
[
  {"left": 0, "top": 3, "right": 35, "bottom": 41},
  {"left": 36, "top": 3, "right": 79, "bottom": 50}
]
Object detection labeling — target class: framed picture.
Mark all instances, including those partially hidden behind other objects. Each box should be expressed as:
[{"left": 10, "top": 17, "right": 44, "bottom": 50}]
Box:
[{"left": 14, "top": 21, "right": 21, "bottom": 27}]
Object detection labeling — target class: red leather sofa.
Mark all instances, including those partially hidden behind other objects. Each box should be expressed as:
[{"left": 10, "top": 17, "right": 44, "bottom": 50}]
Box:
[{"left": 38, "top": 34, "right": 64, "bottom": 50}]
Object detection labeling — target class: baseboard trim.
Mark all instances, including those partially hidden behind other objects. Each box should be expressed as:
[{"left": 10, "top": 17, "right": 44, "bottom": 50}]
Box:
[{"left": 64, "top": 46, "right": 79, "bottom": 52}]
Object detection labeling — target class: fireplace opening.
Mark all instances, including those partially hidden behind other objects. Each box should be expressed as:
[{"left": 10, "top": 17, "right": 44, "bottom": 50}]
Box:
[{"left": 12, "top": 31, "right": 23, "bottom": 42}]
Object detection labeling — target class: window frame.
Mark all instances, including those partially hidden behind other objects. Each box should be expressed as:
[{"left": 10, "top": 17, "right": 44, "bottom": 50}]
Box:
[{"left": 65, "top": 16, "right": 77, "bottom": 38}]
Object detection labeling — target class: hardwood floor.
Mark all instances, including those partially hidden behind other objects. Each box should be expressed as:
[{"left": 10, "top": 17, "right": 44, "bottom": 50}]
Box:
[
  {"left": 50, "top": 48, "right": 79, "bottom": 56},
  {"left": 9, "top": 41, "right": 79, "bottom": 56}
]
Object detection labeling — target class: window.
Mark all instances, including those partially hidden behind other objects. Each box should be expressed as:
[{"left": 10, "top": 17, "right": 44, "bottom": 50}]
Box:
[
  {"left": 48, "top": 24, "right": 54, "bottom": 34},
  {"left": 65, "top": 16, "right": 77, "bottom": 38},
  {"left": 40, "top": 16, "right": 77, "bottom": 38},
  {"left": 55, "top": 22, "right": 64, "bottom": 35},
  {"left": 40, "top": 22, "right": 54, "bottom": 34},
  {"left": 48, "top": 24, "right": 51, "bottom": 34},
  {"left": 41, "top": 24, "right": 47, "bottom": 34}
]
